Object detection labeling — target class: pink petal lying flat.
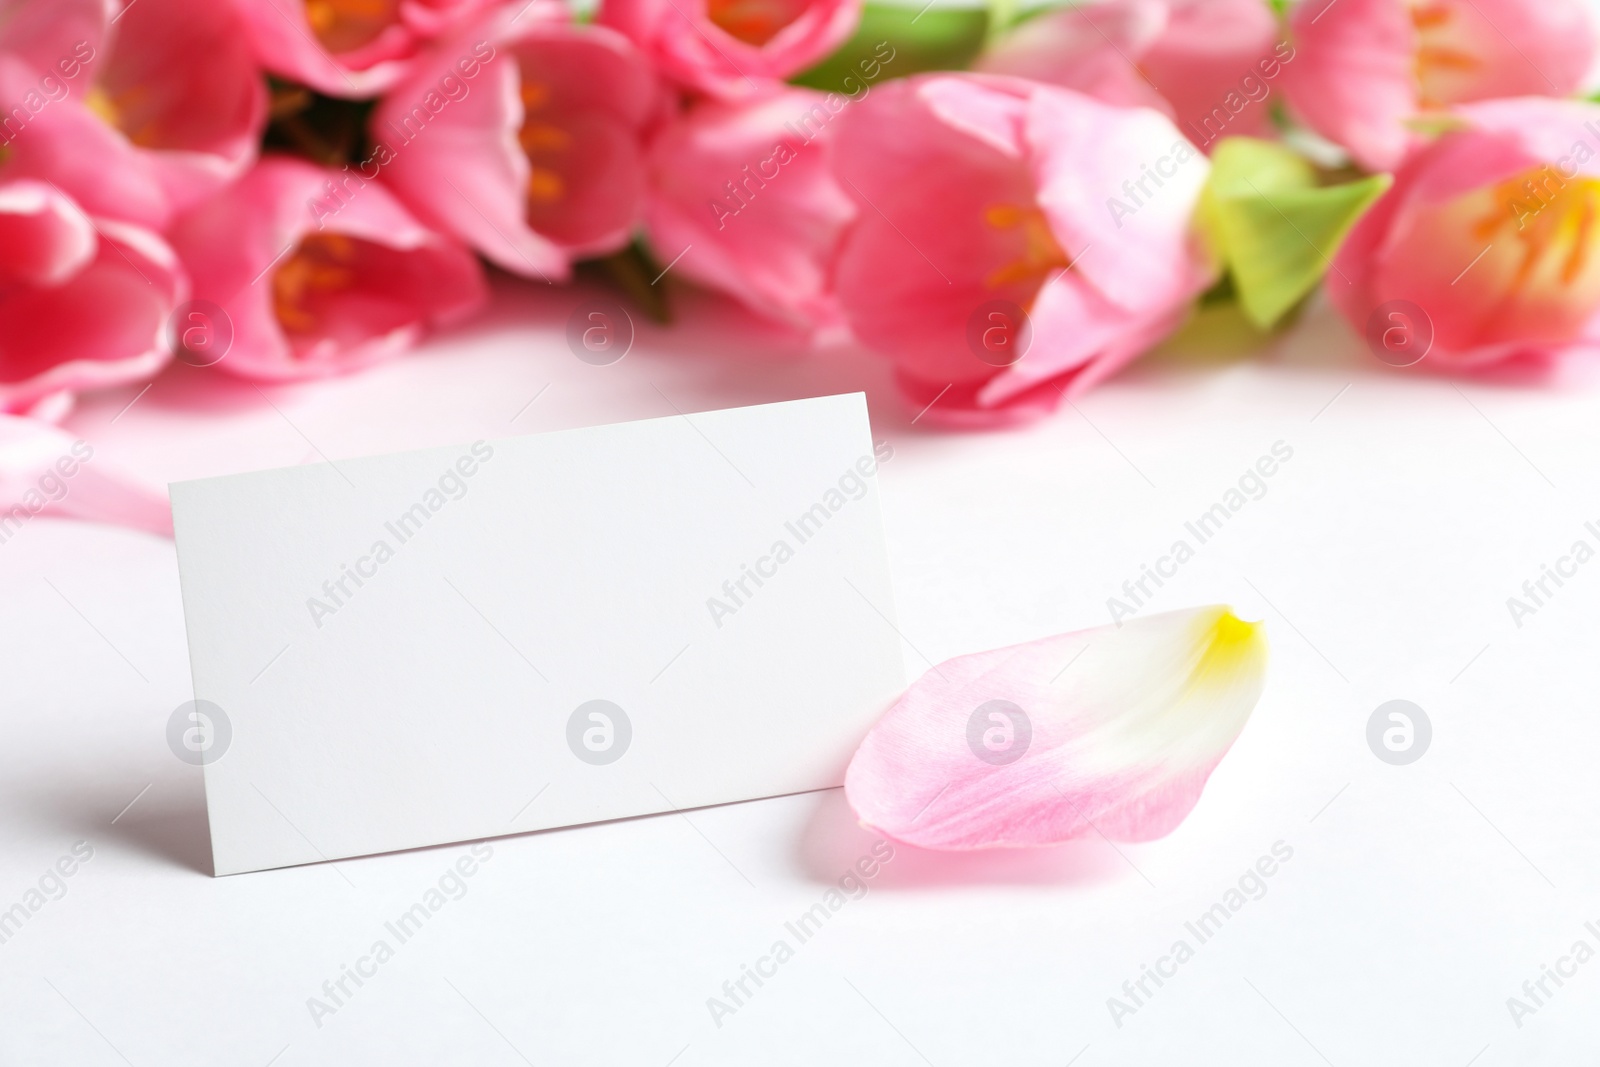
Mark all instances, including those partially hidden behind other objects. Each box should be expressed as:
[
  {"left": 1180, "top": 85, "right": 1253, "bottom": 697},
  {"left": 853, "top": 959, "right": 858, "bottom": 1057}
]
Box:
[
  {"left": 844, "top": 605, "right": 1267, "bottom": 850},
  {"left": 0, "top": 416, "right": 173, "bottom": 537}
]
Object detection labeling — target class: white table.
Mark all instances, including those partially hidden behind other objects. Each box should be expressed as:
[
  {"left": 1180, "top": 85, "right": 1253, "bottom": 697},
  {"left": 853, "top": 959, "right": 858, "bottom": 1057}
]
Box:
[{"left": 4, "top": 278, "right": 1597, "bottom": 1065}]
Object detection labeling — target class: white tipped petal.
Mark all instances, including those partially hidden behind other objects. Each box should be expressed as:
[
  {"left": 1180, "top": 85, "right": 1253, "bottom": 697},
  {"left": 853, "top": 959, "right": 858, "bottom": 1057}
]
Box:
[{"left": 844, "top": 605, "right": 1268, "bottom": 850}]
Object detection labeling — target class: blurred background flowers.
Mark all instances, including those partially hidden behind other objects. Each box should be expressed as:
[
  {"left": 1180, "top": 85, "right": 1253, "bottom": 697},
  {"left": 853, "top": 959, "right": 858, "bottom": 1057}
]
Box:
[{"left": 2, "top": 0, "right": 1599, "bottom": 522}]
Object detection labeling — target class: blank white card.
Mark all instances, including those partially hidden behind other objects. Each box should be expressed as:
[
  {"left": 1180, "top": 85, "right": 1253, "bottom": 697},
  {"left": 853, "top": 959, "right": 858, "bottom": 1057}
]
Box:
[{"left": 170, "top": 393, "right": 905, "bottom": 875}]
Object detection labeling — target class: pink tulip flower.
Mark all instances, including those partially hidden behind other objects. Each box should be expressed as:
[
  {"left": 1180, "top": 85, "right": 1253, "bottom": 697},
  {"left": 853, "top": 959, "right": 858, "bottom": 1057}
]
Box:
[
  {"left": 371, "top": 7, "right": 656, "bottom": 281},
  {"left": 1331, "top": 98, "right": 1600, "bottom": 370},
  {"left": 832, "top": 74, "right": 1213, "bottom": 428},
  {"left": 0, "top": 0, "right": 265, "bottom": 230},
  {"left": 0, "top": 181, "right": 183, "bottom": 419},
  {"left": 644, "top": 88, "right": 856, "bottom": 340},
  {"left": 979, "top": 0, "right": 1288, "bottom": 151},
  {"left": 1282, "top": 0, "right": 1595, "bottom": 172},
  {"left": 166, "top": 157, "right": 486, "bottom": 381},
  {"left": 598, "top": 0, "right": 861, "bottom": 99},
  {"left": 232, "top": 0, "right": 497, "bottom": 98}
]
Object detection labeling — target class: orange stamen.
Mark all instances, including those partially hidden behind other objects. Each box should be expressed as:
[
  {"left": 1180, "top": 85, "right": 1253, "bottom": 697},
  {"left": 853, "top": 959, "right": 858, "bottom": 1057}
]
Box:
[
  {"left": 518, "top": 79, "right": 569, "bottom": 211},
  {"left": 273, "top": 234, "right": 359, "bottom": 335},
  {"left": 705, "top": 0, "right": 806, "bottom": 46},
  {"left": 982, "top": 203, "right": 1073, "bottom": 293},
  {"left": 304, "top": 0, "right": 399, "bottom": 53}
]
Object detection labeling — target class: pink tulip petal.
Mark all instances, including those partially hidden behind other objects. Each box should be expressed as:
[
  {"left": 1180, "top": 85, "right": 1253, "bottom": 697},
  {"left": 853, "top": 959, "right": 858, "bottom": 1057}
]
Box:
[
  {"left": 99, "top": 0, "right": 268, "bottom": 213},
  {"left": 845, "top": 606, "right": 1267, "bottom": 850},
  {"left": 1028, "top": 86, "right": 1209, "bottom": 316},
  {"left": 233, "top": 0, "right": 498, "bottom": 97},
  {"left": 1283, "top": 0, "right": 1594, "bottom": 173},
  {"left": 0, "top": 179, "right": 96, "bottom": 287},
  {"left": 372, "top": 13, "right": 652, "bottom": 279},
  {"left": 21, "top": 390, "right": 75, "bottom": 424},
  {"left": 167, "top": 157, "right": 486, "bottom": 381},
  {"left": 0, "top": 0, "right": 104, "bottom": 77},
  {"left": 1142, "top": 0, "right": 1281, "bottom": 140},
  {"left": 512, "top": 25, "right": 654, "bottom": 257},
  {"left": 895, "top": 371, "right": 1067, "bottom": 430},
  {"left": 644, "top": 89, "right": 855, "bottom": 337},
  {"left": 376, "top": 55, "right": 563, "bottom": 280},
  {"left": 979, "top": 279, "right": 1191, "bottom": 406},
  {"left": 1400, "top": 98, "right": 1600, "bottom": 206},
  {"left": 600, "top": 0, "right": 860, "bottom": 99},
  {"left": 977, "top": 0, "right": 1170, "bottom": 114},
  {"left": 0, "top": 415, "right": 171, "bottom": 536},
  {"left": 832, "top": 73, "right": 1211, "bottom": 426},
  {"left": 1413, "top": 0, "right": 1593, "bottom": 105},
  {"left": 1329, "top": 97, "right": 1600, "bottom": 368},
  {"left": 0, "top": 0, "right": 266, "bottom": 228},
  {"left": 0, "top": 197, "right": 183, "bottom": 415},
  {"left": 1281, "top": 0, "right": 1417, "bottom": 171},
  {"left": 979, "top": 0, "right": 1280, "bottom": 143},
  {"left": 917, "top": 75, "right": 1030, "bottom": 159},
  {"left": 833, "top": 77, "right": 1041, "bottom": 381},
  {"left": 0, "top": 55, "right": 171, "bottom": 228}
]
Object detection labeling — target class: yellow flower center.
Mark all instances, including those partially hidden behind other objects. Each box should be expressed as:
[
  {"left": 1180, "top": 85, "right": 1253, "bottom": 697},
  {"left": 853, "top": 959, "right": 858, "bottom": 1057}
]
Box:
[
  {"left": 85, "top": 84, "right": 161, "bottom": 148},
  {"left": 273, "top": 234, "right": 359, "bottom": 335},
  {"left": 1484, "top": 171, "right": 1600, "bottom": 276},
  {"left": 1470, "top": 169, "right": 1600, "bottom": 312},
  {"left": 305, "top": 0, "right": 400, "bottom": 54}
]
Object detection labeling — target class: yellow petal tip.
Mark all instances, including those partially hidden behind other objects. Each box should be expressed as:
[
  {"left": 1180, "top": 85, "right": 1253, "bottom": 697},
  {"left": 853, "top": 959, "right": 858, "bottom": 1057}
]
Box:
[{"left": 1198, "top": 607, "right": 1266, "bottom": 676}]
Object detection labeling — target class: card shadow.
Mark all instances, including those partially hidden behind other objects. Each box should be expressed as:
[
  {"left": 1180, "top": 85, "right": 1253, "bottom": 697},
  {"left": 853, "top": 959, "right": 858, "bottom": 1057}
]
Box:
[{"left": 27, "top": 770, "right": 214, "bottom": 877}]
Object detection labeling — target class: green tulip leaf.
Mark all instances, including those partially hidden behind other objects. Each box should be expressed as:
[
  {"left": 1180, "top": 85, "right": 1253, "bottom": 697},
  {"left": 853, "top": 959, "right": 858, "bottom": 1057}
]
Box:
[
  {"left": 1199, "top": 137, "right": 1391, "bottom": 331},
  {"left": 791, "top": 3, "right": 991, "bottom": 93}
]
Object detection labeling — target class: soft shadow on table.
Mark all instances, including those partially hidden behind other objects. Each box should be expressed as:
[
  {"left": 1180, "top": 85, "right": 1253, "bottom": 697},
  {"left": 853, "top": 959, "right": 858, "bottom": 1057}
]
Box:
[
  {"left": 117, "top": 776, "right": 213, "bottom": 875},
  {"left": 795, "top": 787, "right": 1126, "bottom": 891},
  {"left": 29, "top": 769, "right": 214, "bottom": 876}
]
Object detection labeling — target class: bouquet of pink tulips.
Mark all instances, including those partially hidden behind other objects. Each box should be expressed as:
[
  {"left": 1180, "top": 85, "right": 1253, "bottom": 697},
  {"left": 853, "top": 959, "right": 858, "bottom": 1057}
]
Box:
[{"left": 1, "top": 0, "right": 1598, "bottom": 444}]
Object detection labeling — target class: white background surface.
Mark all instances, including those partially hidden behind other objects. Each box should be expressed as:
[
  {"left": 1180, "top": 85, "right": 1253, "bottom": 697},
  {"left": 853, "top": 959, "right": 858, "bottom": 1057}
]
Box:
[{"left": 4, "top": 276, "right": 1600, "bottom": 1064}]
